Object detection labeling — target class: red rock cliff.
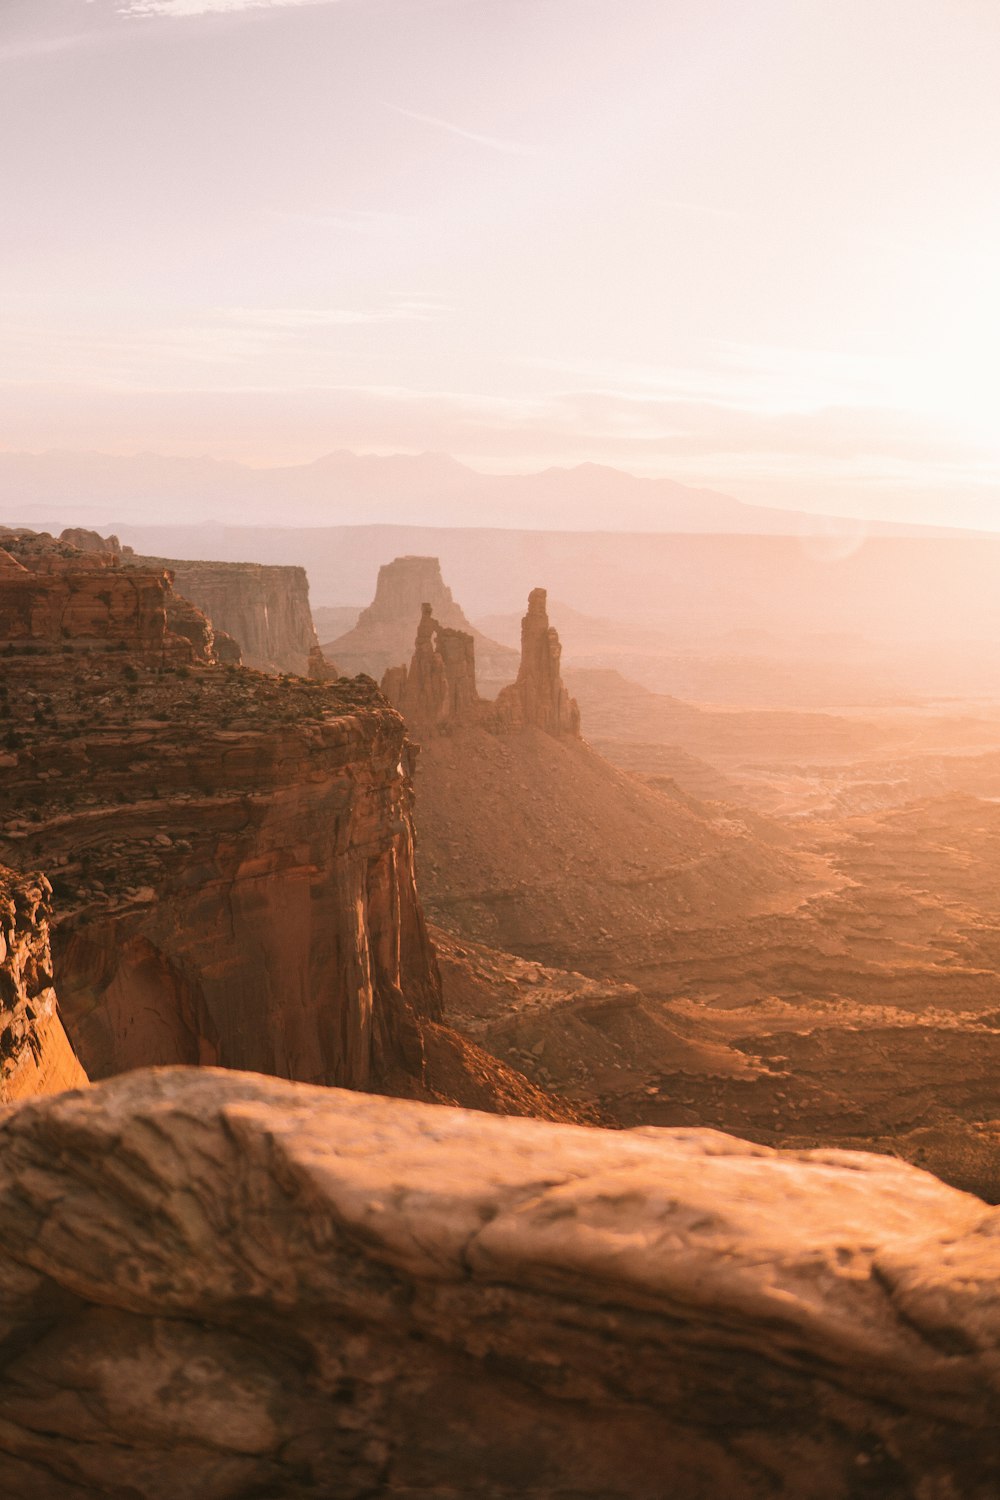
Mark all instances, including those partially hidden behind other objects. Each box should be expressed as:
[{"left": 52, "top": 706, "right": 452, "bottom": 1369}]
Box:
[
  {"left": 0, "top": 536, "right": 441, "bottom": 1092},
  {"left": 0, "top": 532, "right": 204, "bottom": 666},
  {"left": 129, "top": 552, "right": 333, "bottom": 678},
  {"left": 0, "top": 868, "right": 87, "bottom": 1102}
]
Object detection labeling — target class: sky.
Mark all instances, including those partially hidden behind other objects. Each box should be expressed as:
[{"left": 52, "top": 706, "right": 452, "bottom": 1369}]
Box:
[{"left": 2, "top": 0, "right": 1000, "bottom": 526}]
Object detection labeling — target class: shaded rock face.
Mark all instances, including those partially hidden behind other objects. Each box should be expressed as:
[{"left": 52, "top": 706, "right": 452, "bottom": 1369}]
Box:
[
  {"left": 128, "top": 553, "right": 333, "bottom": 678},
  {"left": 0, "top": 540, "right": 442, "bottom": 1092},
  {"left": 326, "top": 554, "right": 517, "bottom": 687},
  {"left": 0, "top": 1067, "right": 997, "bottom": 1499},
  {"left": 495, "top": 586, "right": 581, "bottom": 737},
  {"left": 0, "top": 869, "right": 86, "bottom": 1103},
  {"left": 382, "top": 587, "right": 580, "bottom": 740}
]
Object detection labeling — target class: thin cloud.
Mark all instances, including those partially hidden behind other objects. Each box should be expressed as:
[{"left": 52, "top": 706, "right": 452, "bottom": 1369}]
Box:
[
  {"left": 386, "top": 104, "right": 535, "bottom": 157},
  {"left": 222, "top": 302, "right": 448, "bottom": 329},
  {"left": 117, "top": 0, "right": 338, "bottom": 17}
]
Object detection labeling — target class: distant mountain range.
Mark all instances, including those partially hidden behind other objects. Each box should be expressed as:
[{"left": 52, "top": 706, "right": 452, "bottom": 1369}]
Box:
[{"left": 0, "top": 447, "right": 975, "bottom": 537}]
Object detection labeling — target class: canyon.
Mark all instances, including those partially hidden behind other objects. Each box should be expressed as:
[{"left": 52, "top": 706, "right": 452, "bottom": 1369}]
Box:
[{"left": 3, "top": 524, "right": 1000, "bottom": 1494}]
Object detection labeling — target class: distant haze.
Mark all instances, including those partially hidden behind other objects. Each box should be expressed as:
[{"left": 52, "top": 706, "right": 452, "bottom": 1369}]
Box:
[
  {"left": 1, "top": 448, "right": 979, "bottom": 536},
  {"left": 3, "top": 1, "right": 1000, "bottom": 528}
]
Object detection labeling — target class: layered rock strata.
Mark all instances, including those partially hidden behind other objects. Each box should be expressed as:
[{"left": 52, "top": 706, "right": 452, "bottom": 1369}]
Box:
[
  {"left": 327, "top": 553, "right": 517, "bottom": 687},
  {"left": 0, "top": 535, "right": 441, "bottom": 1091},
  {"left": 127, "top": 553, "right": 334, "bottom": 678},
  {"left": 0, "top": 869, "right": 87, "bottom": 1102},
  {"left": 0, "top": 1066, "right": 997, "bottom": 1498},
  {"left": 0, "top": 532, "right": 210, "bottom": 667}
]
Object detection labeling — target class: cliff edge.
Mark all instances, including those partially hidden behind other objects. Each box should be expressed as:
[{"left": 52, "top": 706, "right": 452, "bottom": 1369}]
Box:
[{"left": 0, "top": 531, "right": 440, "bottom": 1092}]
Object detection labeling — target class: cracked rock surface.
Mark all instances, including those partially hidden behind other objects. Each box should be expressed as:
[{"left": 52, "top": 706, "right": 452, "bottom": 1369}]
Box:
[{"left": 0, "top": 1065, "right": 998, "bottom": 1498}]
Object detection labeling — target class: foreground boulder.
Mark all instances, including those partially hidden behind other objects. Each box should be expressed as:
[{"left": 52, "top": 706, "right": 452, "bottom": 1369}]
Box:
[{"left": 0, "top": 1067, "right": 997, "bottom": 1498}]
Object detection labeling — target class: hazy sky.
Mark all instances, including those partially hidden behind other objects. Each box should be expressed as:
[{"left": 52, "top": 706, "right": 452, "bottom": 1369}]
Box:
[{"left": 3, "top": 0, "right": 1000, "bottom": 525}]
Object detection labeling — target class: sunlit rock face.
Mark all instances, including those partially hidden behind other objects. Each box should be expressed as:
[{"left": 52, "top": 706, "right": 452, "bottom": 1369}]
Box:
[
  {"left": 0, "top": 1067, "right": 997, "bottom": 1498},
  {"left": 0, "top": 869, "right": 87, "bottom": 1102},
  {"left": 0, "top": 531, "right": 205, "bottom": 666}
]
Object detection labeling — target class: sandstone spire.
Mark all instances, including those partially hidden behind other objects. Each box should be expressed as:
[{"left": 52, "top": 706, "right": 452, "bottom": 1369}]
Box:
[
  {"left": 496, "top": 588, "right": 581, "bottom": 737},
  {"left": 381, "top": 602, "right": 479, "bottom": 731},
  {"left": 384, "top": 587, "right": 580, "bottom": 739},
  {"left": 325, "top": 556, "right": 517, "bottom": 686}
]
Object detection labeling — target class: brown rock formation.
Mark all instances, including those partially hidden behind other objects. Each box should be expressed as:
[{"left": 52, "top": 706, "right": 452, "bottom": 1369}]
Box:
[
  {"left": 327, "top": 554, "right": 517, "bottom": 687},
  {"left": 57, "top": 527, "right": 128, "bottom": 557},
  {"left": 129, "top": 553, "right": 335, "bottom": 677},
  {"left": 495, "top": 586, "right": 581, "bottom": 737},
  {"left": 381, "top": 601, "right": 480, "bottom": 732},
  {"left": 0, "top": 530, "right": 207, "bottom": 666},
  {"left": 0, "top": 869, "right": 87, "bottom": 1103},
  {"left": 0, "top": 536, "right": 441, "bottom": 1092},
  {"left": 0, "top": 1066, "right": 997, "bottom": 1498},
  {"left": 382, "top": 587, "right": 580, "bottom": 741}
]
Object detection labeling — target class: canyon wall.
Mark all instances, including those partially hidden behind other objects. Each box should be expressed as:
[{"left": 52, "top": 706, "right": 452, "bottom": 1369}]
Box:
[
  {"left": 128, "top": 552, "right": 333, "bottom": 678},
  {"left": 0, "top": 533, "right": 441, "bottom": 1092},
  {"left": 0, "top": 869, "right": 87, "bottom": 1103},
  {"left": 0, "top": 1065, "right": 996, "bottom": 1498},
  {"left": 0, "top": 536, "right": 204, "bottom": 666}
]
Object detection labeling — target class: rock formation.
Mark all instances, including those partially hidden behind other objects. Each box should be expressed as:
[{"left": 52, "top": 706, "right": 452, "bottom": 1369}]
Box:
[
  {"left": 0, "top": 532, "right": 441, "bottom": 1092},
  {"left": 326, "top": 554, "right": 517, "bottom": 688},
  {"left": 127, "top": 552, "right": 335, "bottom": 678},
  {"left": 0, "top": 530, "right": 214, "bottom": 666},
  {"left": 381, "top": 587, "right": 580, "bottom": 741},
  {"left": 495, "top": 586, "right": 581, "bottom": 737},
  {"left": 0, "top": 1065, "right": 997, "bottom": 1498},
  {"left": 0, "top": 869, "right": 87, "bottom": 1103},
  {"left": 381, "top": 601, "right": 480, "bottom": 732}
]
